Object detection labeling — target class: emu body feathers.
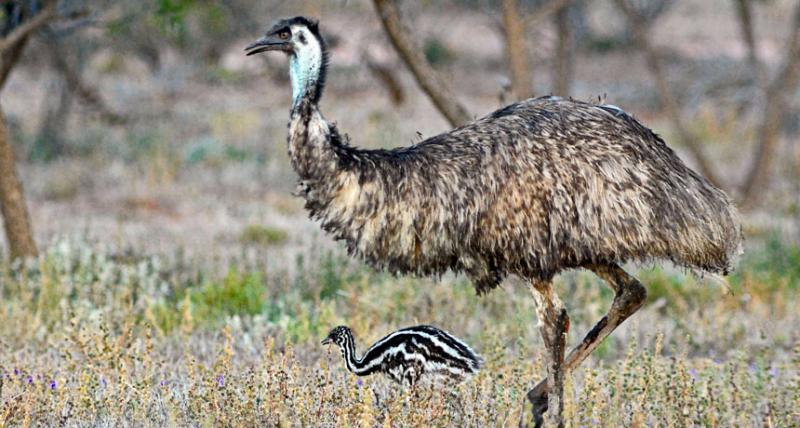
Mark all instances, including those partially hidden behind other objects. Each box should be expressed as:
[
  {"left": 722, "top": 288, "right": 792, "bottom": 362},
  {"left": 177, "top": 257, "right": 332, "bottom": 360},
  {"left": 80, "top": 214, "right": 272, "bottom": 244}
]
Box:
[{"left": 290, "top": 96, "right": 742, "bottom": 294}]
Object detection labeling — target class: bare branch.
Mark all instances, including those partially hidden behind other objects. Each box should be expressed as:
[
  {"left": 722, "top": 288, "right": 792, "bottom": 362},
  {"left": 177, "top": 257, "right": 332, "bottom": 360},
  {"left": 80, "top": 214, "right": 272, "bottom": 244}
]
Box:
[
  {"left": 46, "top": 41, "right": 127, "bottom": 125},
  {"left": 740, "top": 1, "right": 800, "bottom": 207},
  {"left": 0, "top": 35, "right": 28, "bottom": 90},
  {"left": 0, "top": 0, "right": 57, "bottom": 54},
  {"left": 614, "top": 0, "right": 723, "bottom": 188},
  {"left": 502, "top": 0, "right": 533, "bottom": 99},
  {"left": 372, "top": 0, "right": 471, "bottom": 127},
  {"left": 365, "top": 53, "right": 406, "bottom": 106},
  {"left": 733, "top": 0, "right": 766, "bottom": 86}
]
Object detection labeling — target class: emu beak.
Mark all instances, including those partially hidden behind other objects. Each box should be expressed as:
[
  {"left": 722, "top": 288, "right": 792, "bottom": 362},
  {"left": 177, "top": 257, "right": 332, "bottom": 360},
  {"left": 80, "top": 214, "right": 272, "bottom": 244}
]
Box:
[
  {"left": 321, "top": 337, "right": 332, "bottom": 346},
  {"left": 244, "top": 35, "right": 289, "bottom": 56}
]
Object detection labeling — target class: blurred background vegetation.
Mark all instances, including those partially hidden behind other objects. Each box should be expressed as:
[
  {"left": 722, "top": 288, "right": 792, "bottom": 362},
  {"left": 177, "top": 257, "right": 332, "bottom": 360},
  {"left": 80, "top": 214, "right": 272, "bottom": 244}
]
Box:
[{"left": 0, "top": 0, "right": 798, "bottom": 425}]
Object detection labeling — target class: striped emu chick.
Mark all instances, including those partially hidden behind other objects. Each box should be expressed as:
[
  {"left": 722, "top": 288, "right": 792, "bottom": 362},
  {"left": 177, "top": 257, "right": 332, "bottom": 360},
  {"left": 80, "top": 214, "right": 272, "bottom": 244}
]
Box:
[
  {"left": 321, "top": 325, "right": 482, "bottom": 386},
  {"left": 246, "top": 17, "right": 742, "bottom": 427}
]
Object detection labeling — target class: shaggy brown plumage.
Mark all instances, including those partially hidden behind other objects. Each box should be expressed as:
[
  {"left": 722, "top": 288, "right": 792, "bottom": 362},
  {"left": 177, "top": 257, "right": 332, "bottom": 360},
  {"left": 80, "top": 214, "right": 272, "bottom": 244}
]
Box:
[{"left": 291, "top": 98, "right": 741, "bottom": 294}]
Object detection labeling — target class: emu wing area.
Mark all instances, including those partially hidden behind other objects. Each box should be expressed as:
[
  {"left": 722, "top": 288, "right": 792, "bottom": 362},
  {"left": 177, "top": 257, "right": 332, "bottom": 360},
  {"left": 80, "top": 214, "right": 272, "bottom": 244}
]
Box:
[{"left": 335, "top": 98, "right": 741, "bottom": 294}]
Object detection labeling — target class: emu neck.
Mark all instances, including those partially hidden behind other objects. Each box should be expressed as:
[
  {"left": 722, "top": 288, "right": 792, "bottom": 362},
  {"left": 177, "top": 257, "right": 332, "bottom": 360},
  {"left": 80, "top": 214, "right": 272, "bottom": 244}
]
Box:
[
  {"left": 290, "top": 54, "right": 319, "bottom": 108},
  {"left": 287, "top": 103, "right": 338, "bottom": 181},
  {"left": 288, "top": 33, "right": 326, "bottom": 110},
  {"left": 286, "top": 36, "right": 338, "bottom": 182},
  {"left": 341, "top": 334, "right": 367, "bottom": 374}
]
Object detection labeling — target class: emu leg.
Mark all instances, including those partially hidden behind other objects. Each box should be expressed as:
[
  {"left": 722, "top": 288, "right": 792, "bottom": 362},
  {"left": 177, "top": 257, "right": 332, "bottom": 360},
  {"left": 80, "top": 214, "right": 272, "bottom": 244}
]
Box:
[
  {"left": 530, "top": 280, "right": 569, "bottom": 428},
  {"left": 527, "top": 263, "right": 647, "bottom": 423}
]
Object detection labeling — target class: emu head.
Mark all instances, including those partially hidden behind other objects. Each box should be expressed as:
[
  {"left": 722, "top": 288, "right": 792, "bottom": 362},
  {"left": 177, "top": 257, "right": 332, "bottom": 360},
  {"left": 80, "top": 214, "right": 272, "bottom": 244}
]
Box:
[
  {"left": 321, "top": 325, "right": 351, "bottom": 347},
  {"left": 245, "top": 16, "right": 327, "bottom": 106}
]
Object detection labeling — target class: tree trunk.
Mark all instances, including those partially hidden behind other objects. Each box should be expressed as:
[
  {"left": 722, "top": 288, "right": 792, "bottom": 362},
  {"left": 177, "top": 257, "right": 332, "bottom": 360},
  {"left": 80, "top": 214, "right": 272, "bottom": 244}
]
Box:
[
  {"left": 0, "top": 105, "right": 37, "bottom": 259},
  {"left": 0, "top": 0, "right": 59, "bottom": 259},
  {"left": 502, "top": 0, "right": 533, "bottom": 100}
]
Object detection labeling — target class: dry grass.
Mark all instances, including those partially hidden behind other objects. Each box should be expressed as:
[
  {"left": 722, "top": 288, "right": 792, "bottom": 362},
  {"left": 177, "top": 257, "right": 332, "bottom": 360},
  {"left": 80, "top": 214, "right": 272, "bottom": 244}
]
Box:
[{"left": 0, "top": 239, "right": 797, "bottom": 427}]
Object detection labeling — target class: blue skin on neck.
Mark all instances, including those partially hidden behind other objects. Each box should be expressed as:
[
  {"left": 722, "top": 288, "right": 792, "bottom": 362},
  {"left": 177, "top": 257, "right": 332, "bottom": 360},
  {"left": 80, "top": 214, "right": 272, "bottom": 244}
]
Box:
[{"left": 290, "top": 51, "right": 320, "bottom": 107}]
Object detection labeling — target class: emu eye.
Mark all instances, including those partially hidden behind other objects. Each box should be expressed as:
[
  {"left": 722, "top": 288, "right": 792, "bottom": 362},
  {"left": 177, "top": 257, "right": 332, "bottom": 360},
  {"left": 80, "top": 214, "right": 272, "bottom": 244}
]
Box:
[{"left": 278, "top": 30, "right": 290, "bottom": 40}]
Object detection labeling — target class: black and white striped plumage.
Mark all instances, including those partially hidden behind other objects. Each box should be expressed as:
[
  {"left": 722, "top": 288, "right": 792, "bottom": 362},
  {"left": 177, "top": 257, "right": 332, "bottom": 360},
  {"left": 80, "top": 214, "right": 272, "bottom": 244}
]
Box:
[{"left": 321, "top": 325, "right": 482, "bottom": 386}]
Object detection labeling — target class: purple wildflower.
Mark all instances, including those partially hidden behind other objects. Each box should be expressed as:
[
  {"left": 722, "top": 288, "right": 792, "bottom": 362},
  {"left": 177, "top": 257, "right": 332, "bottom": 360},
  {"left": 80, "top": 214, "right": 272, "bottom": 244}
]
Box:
[
  {"left": 49, "top": 380, "right": 57, "bottom": 391},
  {"left": 769, "top": 367, "right": 778, "bottom": 378},
  {"left": 27, "top": 376, "right": 33, "bottom": 385},
  {"left": 100, "top": 377, "right": 107, "bottom": 388},
  {"left": 217, "top": 374, "right": 225, "bottom": 388},
  {"left": 689, "top": 368, "right": 698, "bottom": 380},
  {"left": 356, "top": 379, "right": 363, "bottom": 387},
  {"left": 14, "top": 368, "right": 20, "bottom": 376},
  {"left": 160, "top": 380, "right": 168, "bottom": 387}
]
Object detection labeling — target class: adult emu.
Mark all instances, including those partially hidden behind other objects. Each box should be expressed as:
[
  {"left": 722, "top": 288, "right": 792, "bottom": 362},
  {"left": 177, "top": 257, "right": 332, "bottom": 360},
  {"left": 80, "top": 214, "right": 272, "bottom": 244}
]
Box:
[{"left": 245, "top": 17, "right": 742, "bottom": 427}]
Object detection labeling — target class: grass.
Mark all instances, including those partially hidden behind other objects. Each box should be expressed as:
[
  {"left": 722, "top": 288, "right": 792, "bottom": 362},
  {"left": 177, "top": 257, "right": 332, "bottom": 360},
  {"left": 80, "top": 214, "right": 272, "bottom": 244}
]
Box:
[
  {"left": 239, "top": 225, "right": 289, "bottom": 246},
  {"left": 0, "top": 238, "right": 798, "bottom": 426}
]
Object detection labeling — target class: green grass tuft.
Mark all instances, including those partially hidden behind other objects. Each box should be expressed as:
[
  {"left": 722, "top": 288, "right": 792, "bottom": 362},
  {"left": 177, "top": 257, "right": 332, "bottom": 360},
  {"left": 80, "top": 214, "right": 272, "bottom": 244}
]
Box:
[
  {"left": 191, "top": 269, "right": 266, "bottom": 323},
  {"left": 239, "top": 225, "right": 289, "bottom": 246}
]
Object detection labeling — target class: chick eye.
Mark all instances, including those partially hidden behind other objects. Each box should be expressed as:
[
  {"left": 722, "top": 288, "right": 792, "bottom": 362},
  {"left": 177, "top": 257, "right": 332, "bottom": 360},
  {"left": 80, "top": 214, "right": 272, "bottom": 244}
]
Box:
[{"left": 278, "top": 30, "right": 290, "bottom": 40}]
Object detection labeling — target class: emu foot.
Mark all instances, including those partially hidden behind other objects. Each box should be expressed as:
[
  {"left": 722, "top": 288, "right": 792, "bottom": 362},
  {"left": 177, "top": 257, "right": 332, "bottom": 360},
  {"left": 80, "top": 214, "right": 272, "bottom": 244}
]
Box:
[{"left": 526, "top": 381, "right": 548, "bottom": 428}]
